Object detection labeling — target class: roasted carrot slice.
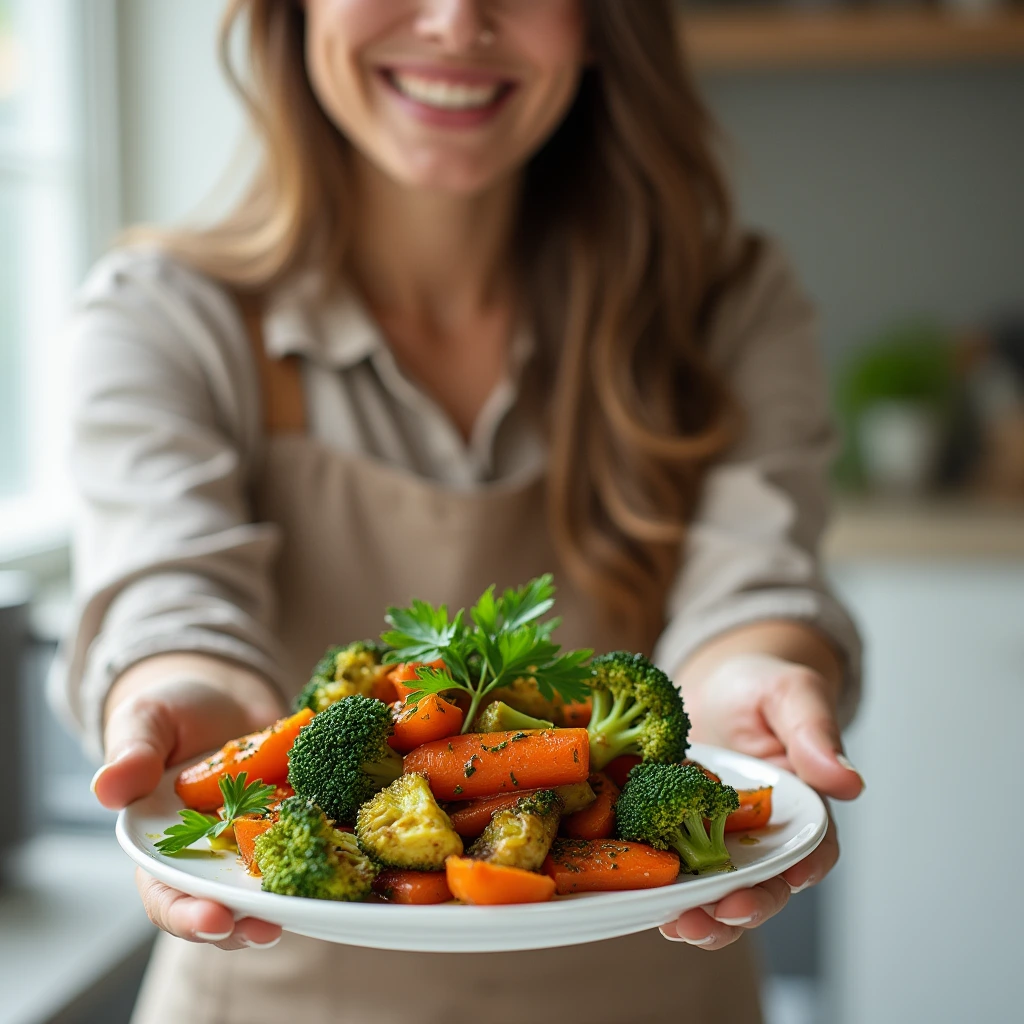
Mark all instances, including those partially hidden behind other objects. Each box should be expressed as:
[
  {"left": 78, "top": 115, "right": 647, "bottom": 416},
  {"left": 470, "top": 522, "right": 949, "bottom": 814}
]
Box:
[
  {"left": 561, "top": 772, "right": 618, "bottom": 840},
  {"left": 445, "top": 856, "right": 556, "bottom": 905},
  {"left": 725, "top": 786, "right": 773, "bottom": 833},
  {"left": 234, "top": 817, "right": 275, "bottom": 875},
  {"left": 446, "top": 792, "right": 527, "bottom": 838},
  {"left": 174, "top": 708, "right": 314, "bottom": 811},
  {"left": 373, "top": 868, "right": 453, "bottom": 905},
  {"left": 603, "top": 754, "right": 642, "bottom": 790},
  {"left": 388, "top": 694, "right": 464, "bottom": 753},
  {"left": 561, "top": 699, "right": 592, "bottom": 728},
  {"left": 543, "top": 838, "right": 680, "bottom": 894},
  {"left": 403, "top": 729, "right": 589, "bottom": 802}
]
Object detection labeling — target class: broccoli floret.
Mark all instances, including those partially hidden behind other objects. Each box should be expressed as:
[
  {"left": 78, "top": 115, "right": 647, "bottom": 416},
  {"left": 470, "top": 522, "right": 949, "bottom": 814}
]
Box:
[
  {"left": 467, "top": 789, "right": 562, "bottom": 872},
  {"left": 615, "top": 762, "right": 739, "bottom": 875},
  {"left": 473, "top": 700, "right": 554, "bottom": 733},
  {"left": 586, "top": 651, "right": 690, "bottom": 771},
  {"left": 254, "top": 796, "right": 377, "bottom": 901},
  {"left": 490, "top": 676, "right": 568, "bottom": 726},
  {"left": 287, "top": 695, "right": 403, "bottom": 823},
  {"left": 355, "top": 773, "right": 463, "bottom": 870},
  {"left": 293, "top": 641, "right": 388, "bottom": 713}
]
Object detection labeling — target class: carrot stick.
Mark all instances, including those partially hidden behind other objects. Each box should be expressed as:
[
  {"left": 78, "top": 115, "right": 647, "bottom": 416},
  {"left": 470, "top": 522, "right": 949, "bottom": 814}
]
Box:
[
  {"left": 561, "top": 699, "right": 592, "bottom": 728},
  {"left": 372, "top": 674, "right": 399, "bottom": 705},
  {"left": 445, "top": 856, "right": 556, "bottom": 905},
  {"left": 725, "top": 786, "right": 773, "bottom": 833},
  {"left": 603, "top": 754, "right": 642, "bottom": 790},
  {"left": 388, "top": 694, "right": 464, "bottom": 753},
  {"left": 447, "top": 792, "right": 527, "bottom": 838},
  {"left": 234, "top": 817, "right": 275, "bottom": 875},
  {"left": 561, "top": 772, "right": 618, "bottom": 840},
  {"left": 542, "top": 838, "right": 680, "bottom": 894},
  {"left": 174, "top": 708, "right": 314, "bottom": 811},
  {"left": 372, "top": 868, "right": 453, "bottom": 905},
  {"left": 403, "top": 729, "right": 589, "bottom": 802}
]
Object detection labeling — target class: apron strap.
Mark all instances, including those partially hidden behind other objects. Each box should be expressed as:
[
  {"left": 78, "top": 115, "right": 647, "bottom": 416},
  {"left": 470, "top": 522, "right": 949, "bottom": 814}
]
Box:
[{"left": 238, "top": 297, "right": 307, "bottom": 435}]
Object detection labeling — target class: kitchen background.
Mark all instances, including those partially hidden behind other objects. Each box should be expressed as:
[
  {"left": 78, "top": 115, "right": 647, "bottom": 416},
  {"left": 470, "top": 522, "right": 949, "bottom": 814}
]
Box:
[{"left": 2, "top": 1, "right": 1022, "bottom": 1022}]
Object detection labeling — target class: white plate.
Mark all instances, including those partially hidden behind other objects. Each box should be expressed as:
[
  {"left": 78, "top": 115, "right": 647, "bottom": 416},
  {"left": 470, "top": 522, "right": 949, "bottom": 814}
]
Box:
[{"left": 116, "top": 743, "right": 826, "bottom": 953}]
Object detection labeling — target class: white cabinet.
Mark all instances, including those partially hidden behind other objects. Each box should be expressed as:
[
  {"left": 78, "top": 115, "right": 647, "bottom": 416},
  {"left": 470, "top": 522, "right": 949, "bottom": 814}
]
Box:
[{"left": 825, "top": 560, "right": 1024, "bottom": 1024}]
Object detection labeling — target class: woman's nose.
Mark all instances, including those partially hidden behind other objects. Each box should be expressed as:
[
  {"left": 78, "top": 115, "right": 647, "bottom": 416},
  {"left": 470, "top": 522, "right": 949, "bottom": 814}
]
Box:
[{"left": 415, "top": 0, "right": 489, "bottom": 53}]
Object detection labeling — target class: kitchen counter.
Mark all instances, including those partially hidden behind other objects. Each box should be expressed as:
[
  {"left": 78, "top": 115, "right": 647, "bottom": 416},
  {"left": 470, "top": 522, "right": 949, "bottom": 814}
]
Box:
[{"left": 824, "top": 496, "right": 1024, "bottom": 562}]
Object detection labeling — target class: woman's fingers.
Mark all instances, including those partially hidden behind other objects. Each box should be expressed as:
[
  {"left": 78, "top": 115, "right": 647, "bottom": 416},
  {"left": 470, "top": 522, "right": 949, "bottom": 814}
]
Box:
[
  {"left": 92, "top": 694, "right": 178, "bottom": 809},
  {"left": 660, "top": 876, "right": 792, "bottom": 949},
  {"left": 136, "top": 870, "right": 282, "bottom": 950},
  {"left": 782, "top": 803, "right": 840, "bottom": 892},
  {"left": 761, "top": 666, "right": 864, "bottom": 800}
]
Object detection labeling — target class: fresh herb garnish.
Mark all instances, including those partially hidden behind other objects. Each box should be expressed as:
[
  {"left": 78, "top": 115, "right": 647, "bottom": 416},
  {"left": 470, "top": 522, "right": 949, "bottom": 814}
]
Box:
[
  {"left": 381, "top": 575, "right": 593, "bottom": 732},
  {"left": 155, "top": 773, "right": 276, "bottom": 854}
]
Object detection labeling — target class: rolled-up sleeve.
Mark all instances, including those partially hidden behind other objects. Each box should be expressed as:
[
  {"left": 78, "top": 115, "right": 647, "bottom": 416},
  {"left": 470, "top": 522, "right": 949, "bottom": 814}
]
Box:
[
  {"left": 652, "top": 240, "right": 862, "bottom": 725},
  {"left": 49, "top": 249, "right": 288, "bottom": 758}
]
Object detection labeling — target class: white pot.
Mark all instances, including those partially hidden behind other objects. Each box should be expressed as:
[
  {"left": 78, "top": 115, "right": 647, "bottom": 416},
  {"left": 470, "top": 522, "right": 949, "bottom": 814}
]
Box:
[{"left": 857, "top": 401, "right": 943, "bottom": 496}]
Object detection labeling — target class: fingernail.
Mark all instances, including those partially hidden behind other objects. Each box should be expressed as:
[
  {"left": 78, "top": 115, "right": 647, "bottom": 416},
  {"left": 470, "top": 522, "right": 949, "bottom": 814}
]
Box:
[
  {"left": 715, "top": 914, "right": 755, "bottom": 927},
  {"left": 836, "top": 753, "right": 865, "bottom": 788},
  {"left": 90, "top": 746, "right": 142, "bottom": 794},
  {"left": 788, "top": 877, "right": 815, "bottom": 895},
  {"left": 240, "top": 935, "right": 281, "bottom": 949},
  {"left": 195, "top": 929, "right": 234, "bottom": 942},
  {"left": 665, "top": 932, "right": 716, "bottom": 945}
]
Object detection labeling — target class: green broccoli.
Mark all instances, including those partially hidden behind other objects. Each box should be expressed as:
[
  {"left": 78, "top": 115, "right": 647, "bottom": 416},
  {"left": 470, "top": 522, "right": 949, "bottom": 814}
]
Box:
[
  {"left": 586, "top": 651, "right": 690, "bottom": 771},
  {"left": 293, "top": 640, "right": 388, "bottom": 713},
  {"left": 287, "top": 694, "right": 403, "bottom": 823},
  {"left": 253, "top": 796, "right": 378, "bottom": 901},
  {"left": 355, "top": 773, "right": 463, "bottom": 870},
  {"left": 615, "top": 762, "right": 739, "bottom": 875},
  {"left": 472, "top": 700, "right": 554, "bottom": 733},
  {"left": 467, "top": 789, "right": 562, "bottom": 872}
]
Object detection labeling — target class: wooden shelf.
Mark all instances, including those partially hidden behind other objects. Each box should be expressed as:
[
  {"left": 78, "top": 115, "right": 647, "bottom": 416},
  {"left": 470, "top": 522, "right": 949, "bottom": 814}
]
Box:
[{"left": 682, "top": 9, "right": 1024, "bottom": 71}]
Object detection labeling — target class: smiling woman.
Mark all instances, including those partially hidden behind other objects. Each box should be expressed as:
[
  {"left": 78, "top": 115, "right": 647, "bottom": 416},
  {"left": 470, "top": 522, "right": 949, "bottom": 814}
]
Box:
[{"left": 60, "top": 1, "right": 863, "bottom": 1022}]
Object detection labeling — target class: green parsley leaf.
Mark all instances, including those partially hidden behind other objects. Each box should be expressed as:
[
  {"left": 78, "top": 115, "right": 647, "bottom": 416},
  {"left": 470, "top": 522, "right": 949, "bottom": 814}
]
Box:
[{"left": 155, "top": 772, "right": 275, "bottom": 855}]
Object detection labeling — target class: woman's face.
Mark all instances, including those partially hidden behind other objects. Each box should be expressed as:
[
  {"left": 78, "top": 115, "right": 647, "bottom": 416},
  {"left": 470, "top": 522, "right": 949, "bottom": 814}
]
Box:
[{"left": 303, "top": 0, "right": 586, "bottom": 194}]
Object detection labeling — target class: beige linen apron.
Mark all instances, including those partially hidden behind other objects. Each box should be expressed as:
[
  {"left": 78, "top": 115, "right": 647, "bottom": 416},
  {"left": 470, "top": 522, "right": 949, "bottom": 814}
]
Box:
[{"left": 131, "top": 310, "right": 764, "bottom": 1024}]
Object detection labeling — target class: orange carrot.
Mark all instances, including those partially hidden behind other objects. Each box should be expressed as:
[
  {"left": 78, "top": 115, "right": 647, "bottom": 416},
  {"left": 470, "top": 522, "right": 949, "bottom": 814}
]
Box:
[
  {"left": 403, "top": 729, "right": 589, "bottom": 802},
  {"left": 604, "top": 754, "right": 642, "bottom": 790},
  {"left": 388, "top": 694, "right": 464, "bottom": 753},
  {"left": 373, "top": 868, "right": 453, "bottom": 905},
  {"left": 725, "top": 786, "right": 773, "bottom": 833},
  {"left": 561, "top": 772, "right": 618, "bottom": 840},
  {"left": 372, "top": 673, "right": 399, "bottom": 705},
  {"left": 561, "top": 699, "right": 592, "bottom": 728},
  {"left": 174, "top": 708, "right": 314, "bottom": 811},
  {"left": 445, "top": 856, "right": 555, "bottom": 905},
  {"left": 682, "top": 758, "right": 722, "bottom": 784},
  {"left": 234, "top": 817, "right": 275, "bottom": 875},
  {"left": 387, "top": 660, "right": 447, "bottom": 701},
  {"left": 447, "top": 792, "right": 527, "bottom": 838},
  {"left": 543, "top": 838, "right": 680, "bottom": 894}
]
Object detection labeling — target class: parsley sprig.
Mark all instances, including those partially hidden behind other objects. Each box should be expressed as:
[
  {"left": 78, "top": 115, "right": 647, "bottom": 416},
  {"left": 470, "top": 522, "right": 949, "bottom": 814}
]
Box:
[
  {"left": 155, "top": 773, "right": 276, "bottom": 855},
  {"left": 381, "top": 575, "right": 594, "bottom": 732}
]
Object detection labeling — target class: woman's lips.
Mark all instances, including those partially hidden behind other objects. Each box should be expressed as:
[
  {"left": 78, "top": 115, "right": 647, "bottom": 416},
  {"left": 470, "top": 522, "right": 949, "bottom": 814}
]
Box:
[{"left": 378, "top": 67, "right": 517, "bottom": 128}]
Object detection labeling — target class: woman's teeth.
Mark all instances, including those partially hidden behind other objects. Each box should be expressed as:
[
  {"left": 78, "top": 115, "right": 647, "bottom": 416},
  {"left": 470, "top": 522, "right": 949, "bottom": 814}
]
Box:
[{"left": 390, "top": 72, "right": 502, "bottom": 111}]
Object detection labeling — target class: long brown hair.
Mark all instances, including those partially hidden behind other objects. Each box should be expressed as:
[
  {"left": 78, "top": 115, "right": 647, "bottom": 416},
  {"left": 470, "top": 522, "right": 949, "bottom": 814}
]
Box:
[{"left": 141, "top": 0, "right": 744, "bottom": 648}]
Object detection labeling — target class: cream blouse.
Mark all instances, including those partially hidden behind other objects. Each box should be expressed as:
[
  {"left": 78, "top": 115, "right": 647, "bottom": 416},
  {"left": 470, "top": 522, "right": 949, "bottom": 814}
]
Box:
[{"left": 52, "top": 240, "right": 861, "bottom": 756}]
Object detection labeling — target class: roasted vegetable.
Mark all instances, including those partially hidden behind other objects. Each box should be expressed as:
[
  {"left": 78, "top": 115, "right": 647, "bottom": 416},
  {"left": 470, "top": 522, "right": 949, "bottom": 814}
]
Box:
[
  {"left": 615, "top": 762, "right": 739, "bottom": 875},
  {"left": 586, "top": 652, "right": 690, "bottom": 772},
  {"left": 472, "top": 700, "right": 553, "bottom": 733},
  {"left": 355, "top": 773, "right": 464, "bottom": 870},
  {"left": 254, "top": 796, "right": 378, "bottom": 901},
  {"left": 293, "top": 641, "right": 389, "bottom": 713},
  {"left": 287, "top": 695, "right": 402, "bottom": 823},
  {"left": 543, "top": 838, "right": 680, "bottom": 894},
  {"left": 467, "top": 789, "right": 562, "bottom": 872}
]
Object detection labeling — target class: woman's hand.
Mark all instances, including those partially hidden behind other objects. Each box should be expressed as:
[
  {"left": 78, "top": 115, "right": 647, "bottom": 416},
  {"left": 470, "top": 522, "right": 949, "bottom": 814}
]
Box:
[
  {"left": 661, "top": 651, "right": 864, "bottom": 949},
  {"left": 92, "top": 654, "right": 287, "bottom": 950}
]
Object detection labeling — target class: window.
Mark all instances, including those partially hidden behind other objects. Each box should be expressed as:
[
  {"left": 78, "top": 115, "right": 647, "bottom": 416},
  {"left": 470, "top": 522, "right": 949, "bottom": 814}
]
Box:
[{"left": 0, "top": 0, "right": 117, "bottom": 558}]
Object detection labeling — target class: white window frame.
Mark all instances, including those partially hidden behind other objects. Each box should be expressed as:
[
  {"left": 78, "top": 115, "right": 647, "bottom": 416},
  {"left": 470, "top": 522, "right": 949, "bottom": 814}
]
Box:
[{"left": 0, "top": 0, "right": 121, "bottom": 564}]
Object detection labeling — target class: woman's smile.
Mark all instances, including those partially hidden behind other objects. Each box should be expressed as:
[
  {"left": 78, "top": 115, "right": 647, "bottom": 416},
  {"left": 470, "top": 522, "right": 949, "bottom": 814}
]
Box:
[{"left": 378, "top": 65, "right": 518, "bottom": 127}]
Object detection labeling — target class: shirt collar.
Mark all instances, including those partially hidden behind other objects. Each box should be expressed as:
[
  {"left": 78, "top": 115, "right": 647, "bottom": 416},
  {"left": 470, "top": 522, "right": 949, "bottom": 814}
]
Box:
[{"left": 262, "top": 269, "right": 384, "bottom": 369}]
